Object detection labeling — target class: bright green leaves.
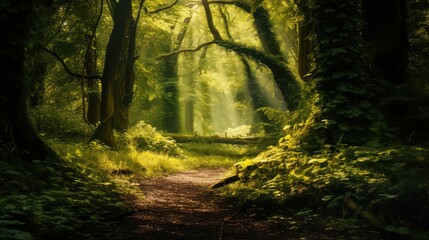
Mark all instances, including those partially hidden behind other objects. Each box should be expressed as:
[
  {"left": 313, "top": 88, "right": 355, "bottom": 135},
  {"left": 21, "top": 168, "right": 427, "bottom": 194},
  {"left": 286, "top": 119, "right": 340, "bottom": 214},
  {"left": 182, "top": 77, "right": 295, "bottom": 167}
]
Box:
[{"left": 225, "top": 144, "right": 429, "bottom": 237}]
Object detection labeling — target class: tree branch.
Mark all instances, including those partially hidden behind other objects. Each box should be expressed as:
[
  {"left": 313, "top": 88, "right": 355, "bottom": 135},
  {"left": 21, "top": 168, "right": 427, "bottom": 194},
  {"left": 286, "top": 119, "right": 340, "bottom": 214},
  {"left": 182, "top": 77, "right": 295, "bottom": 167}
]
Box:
[
  {"left": 208, "top": 0, "right": 251, "bottom": 12},
  {"left": 156, "top": 41, "right": 216, "bottom": 60},
  {"left": 144, "top": 0, "right": 178, "bottom": 14},
  {"left": 202, "top": 0, "right": 222, "bottom": 40},
  {"left": 39, "top": 44, "right": 102, "bottom": 80}
]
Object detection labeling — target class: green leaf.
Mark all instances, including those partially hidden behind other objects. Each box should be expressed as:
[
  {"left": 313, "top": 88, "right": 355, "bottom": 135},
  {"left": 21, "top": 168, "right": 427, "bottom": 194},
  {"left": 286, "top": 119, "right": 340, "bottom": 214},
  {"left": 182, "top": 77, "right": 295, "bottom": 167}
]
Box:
[
  {"left": 321, "top": 195, "right": 333, "bottom": 201},
  {"left": 308, "top": 158, "right": 327, "bottom": 164},
  {"left": 385, "top": 226, "right": 410, "bottom": 235}
]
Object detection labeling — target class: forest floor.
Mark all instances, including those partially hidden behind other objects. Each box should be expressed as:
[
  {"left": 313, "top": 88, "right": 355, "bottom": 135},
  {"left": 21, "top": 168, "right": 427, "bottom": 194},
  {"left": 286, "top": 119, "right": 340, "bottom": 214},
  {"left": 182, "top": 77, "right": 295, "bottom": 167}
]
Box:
[{"left": 94, "top": 167, "right": 367, "bottom": 240}]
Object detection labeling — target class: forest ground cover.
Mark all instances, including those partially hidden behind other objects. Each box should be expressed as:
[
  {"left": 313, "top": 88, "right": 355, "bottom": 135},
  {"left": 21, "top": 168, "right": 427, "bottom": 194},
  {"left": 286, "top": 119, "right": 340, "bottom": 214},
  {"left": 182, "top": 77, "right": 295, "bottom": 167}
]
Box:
[{"left": 1, "top": 118, "right": 428, "bottom": 240}]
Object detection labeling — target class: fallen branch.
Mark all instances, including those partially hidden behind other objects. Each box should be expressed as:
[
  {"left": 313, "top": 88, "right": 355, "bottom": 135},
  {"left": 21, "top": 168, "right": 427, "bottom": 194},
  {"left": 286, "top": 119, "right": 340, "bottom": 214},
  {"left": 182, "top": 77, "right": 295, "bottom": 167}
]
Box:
[
  {"left": 344, "top": 197, "right": 385, "bottom": 229},
  {"left": 211, "top": 175, "right": 240, "bottom": 189},
  {"left": 164, "top": 133, "right": 263, "bottom": 145}
]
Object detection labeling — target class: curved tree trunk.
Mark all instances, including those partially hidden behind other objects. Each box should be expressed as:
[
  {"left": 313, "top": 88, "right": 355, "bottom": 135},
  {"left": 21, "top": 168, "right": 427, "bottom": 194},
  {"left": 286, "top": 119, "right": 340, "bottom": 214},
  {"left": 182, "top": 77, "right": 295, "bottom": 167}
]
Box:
[
  {"left": 252, "top": 6, "right": 285, "bottom": 62},
  {"left": 202, "top": 1, "right": 301, "bottom": 111},
  {"left": 241, "top": 57, "right": 275, "bottom": 133},
  {"left": 92, "top": 0, "right": 132, "bottom": 147}
]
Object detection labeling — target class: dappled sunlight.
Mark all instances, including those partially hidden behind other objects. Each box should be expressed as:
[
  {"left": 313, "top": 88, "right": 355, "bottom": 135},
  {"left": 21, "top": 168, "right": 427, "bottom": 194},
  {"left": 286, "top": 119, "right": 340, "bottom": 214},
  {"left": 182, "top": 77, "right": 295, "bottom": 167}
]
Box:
[{"left": 3, "top": 0, "right": 429, "bottom": 239}]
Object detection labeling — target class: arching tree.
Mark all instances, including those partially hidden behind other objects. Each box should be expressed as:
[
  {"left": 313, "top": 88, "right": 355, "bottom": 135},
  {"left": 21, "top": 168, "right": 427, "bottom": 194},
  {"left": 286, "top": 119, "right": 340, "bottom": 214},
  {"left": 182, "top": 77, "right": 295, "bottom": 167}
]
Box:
[{"left": 159, "top": 0, "right": 302, "bottom": 112}]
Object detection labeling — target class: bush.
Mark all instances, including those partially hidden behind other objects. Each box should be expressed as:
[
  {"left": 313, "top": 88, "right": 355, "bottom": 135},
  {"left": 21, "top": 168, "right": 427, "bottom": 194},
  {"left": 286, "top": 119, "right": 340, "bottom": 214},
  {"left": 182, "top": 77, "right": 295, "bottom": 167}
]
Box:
[{"left": 122, "top": 121, "right": 183, "bottom": 157}]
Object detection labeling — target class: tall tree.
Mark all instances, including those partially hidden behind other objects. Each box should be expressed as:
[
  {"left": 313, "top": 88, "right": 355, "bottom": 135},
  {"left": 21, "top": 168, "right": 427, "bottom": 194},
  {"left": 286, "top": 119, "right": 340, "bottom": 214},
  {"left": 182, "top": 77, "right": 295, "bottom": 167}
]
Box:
[
  {"left": 162, "top": 15, "right": 192, "bottom": 133},
  {"left": 92, "top": 0, "right": 133, "bottom": 146},
  {"left": 303, "top": 0, "right": 386, "bottom": 145},
  {"left": 1, "top": 1, "right": 56, "bottom": 160},
  {"left": 83, "top": 0, "right": 103, "bottom": 124},
  {"left": 160, "top": 0, "right": 302, "bottom": 111},
  {"left": 362, "top": 0, "right": 408, "bottom": 85}
]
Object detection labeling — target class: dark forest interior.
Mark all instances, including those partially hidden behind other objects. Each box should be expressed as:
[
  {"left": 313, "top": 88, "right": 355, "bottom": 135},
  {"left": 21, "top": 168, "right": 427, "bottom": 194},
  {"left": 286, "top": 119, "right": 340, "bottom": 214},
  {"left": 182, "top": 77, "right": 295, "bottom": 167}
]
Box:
[{"left": 1, "top": 0, "right": 429, "bottom": 239}]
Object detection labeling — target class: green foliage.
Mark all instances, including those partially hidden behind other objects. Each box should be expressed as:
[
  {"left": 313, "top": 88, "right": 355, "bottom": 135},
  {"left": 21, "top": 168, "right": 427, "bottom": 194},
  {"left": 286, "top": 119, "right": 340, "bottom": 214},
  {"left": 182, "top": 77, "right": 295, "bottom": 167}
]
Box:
[
  {"left": 121, "top": 120, "right": 183, "bottom": 157},
  {"left": 0, "top": 147, "right": 128, "bottom": 239},
  {"left": 302, "top": 0, "right": 388, "bottom": 145},
  {"left": 221, "top": 144, "right": 429, "bottom": 236},
  {"left": 32, "top": 106, "right": 92, "bottom": 138},
  {"left": 258, "top": 107, "right": 288, "bottom": 133}
]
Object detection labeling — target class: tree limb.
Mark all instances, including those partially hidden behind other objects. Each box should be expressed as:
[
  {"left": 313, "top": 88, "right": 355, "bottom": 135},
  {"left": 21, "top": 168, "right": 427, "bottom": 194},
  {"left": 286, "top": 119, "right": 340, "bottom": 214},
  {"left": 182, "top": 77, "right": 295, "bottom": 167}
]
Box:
[
  {"left": 144, "top": 0, "right": 178, "bottom": 14},
  {"left": 39, "top": 44, "right": 102, "bottom": 80},
  {"left": 156, "top": 41, "right": 216, "bottom": 59},
  {"left": 202, "top": 0, "right": 222, "bottom": 40},
  {"left": 208, "top": 0, "right": 251, "bottom": 12}
]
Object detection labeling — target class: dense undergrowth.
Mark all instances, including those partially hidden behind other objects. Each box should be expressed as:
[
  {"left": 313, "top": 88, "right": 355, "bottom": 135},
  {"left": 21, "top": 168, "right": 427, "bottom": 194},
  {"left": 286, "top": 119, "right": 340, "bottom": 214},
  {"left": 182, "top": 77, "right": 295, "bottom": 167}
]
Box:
[
  {"left": 0, "top": 142, "right": 129, "bottom": 240},
  {"left": 220, "top": 142, "right": 429, "bottom": 239},
  {"left": 1, "top": 116, "right": 255, "bottom": 239}
]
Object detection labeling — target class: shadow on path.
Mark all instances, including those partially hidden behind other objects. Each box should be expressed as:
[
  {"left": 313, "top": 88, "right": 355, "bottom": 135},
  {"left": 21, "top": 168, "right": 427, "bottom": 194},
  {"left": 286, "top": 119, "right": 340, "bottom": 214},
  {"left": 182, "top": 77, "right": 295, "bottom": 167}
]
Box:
[{"left": 95, "top": 169, "right": 346, "bottom": 240}]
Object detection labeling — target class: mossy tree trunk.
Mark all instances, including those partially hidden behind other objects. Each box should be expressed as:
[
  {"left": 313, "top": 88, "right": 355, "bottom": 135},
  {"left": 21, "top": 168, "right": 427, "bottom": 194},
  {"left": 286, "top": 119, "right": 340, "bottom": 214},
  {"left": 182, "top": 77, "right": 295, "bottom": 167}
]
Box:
[
  {"left": 205, "top": 1, "right": 302, "bottom": 111},
  {"left": 217, "top": 6, "right": 273, "bottom": 133},
  {"left": 304, "top": 0, "right": 386, "bottom": 145}
]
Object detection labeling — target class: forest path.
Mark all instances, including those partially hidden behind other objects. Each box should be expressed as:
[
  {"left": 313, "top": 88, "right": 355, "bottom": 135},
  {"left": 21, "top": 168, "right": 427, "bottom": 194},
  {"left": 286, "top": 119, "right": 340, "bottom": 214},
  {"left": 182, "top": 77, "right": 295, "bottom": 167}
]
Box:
[{"left": 96, "top": 168, "right": 343, "bottom": 240}]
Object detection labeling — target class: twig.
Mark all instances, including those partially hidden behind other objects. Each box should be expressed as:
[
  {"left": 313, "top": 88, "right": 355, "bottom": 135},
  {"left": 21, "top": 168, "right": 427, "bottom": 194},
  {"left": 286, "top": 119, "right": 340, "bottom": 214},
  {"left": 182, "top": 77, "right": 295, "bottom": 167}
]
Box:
[
  {"left": 344, "top": 196, "right": 385, "bottom": 229},
  {"left": 224, "top": 198, "right": 249, "bottom": 221}
]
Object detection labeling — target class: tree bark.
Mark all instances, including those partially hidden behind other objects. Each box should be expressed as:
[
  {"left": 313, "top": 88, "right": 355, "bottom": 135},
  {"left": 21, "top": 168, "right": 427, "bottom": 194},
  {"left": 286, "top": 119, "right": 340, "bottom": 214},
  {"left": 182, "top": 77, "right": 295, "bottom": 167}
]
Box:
[
  {"left": 297, "top": 21, "right": 311, "bottom": 79},
  {"left": 1, "top": 1, "right": 56, "bottom": 160},
  {"left": 163, "top": 16, "right": 192, "bottom": 133},
  {"left": 201, "top": 0, "right": 301, "bottom": 111},
  {"left": 85, "top": 33, "right": 101, "bottom": 124},
  {"left": 252, "top": 6, "right": 285, "bottom": 62},
  {"left": 92, "top": 0, "right": 132, "bottom": 147}
]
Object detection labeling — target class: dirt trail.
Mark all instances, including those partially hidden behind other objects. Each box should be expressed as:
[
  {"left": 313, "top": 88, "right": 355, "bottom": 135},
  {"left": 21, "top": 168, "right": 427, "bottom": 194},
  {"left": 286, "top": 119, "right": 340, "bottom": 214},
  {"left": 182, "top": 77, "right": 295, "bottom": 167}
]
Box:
[{"left": 96, "top": 168, "right": 345, "bottom": 240}]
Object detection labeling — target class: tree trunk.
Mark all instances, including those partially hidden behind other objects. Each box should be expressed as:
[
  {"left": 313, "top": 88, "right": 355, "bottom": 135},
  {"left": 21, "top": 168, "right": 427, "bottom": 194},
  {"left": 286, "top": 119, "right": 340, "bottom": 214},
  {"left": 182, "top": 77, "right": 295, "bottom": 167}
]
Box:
[
  {"left": 305, "top": 0, "right": 385, "bottom": 145},
  {"left": 207, "top": 2, "right": 302, "bottom": 111},
  {"left": 163, "top": 16, "right": 192, "bottom": 133},
  {"left": 85, "top": 33, "right": 101, "bottom": 124},
  {"left": 1, "top": 1, "right": 55, "bottom": 160},
  {"left": 92, "top": 0, "right": 132, "bottom": 147},
  {"left": 252, "top": 6, "right": 285, "bottom": 62},
  {"left": 240, "top": 57, "right": 274, "bottom": 133},
  {"left": 297, "top": 21, "right": 311, "bottom": 79},
  {"left": 184, "top": 100, "right": 194, "bottom": 134},
  {"left": 362, "top": 0, "right": 408, "bottom": 85}
]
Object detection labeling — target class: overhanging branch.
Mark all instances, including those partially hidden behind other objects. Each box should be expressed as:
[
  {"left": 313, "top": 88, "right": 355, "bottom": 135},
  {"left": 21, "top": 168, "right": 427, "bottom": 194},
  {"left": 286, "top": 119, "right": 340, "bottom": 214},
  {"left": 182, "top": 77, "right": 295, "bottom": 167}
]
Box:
[
  {"left": 208, "top": 0, "right": 251, "bottom": 12},
  {"left": 39, "top": 44, "right": 102, "bottom": 80},
  {"left": 156, "top": 41, "right": 216, "bottom": 59},
  {"left": 144, "top": 0, "right": 178, "bottom": 14}
]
